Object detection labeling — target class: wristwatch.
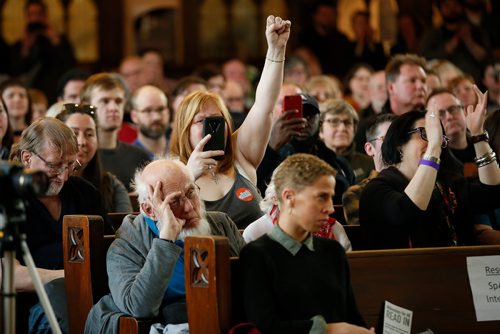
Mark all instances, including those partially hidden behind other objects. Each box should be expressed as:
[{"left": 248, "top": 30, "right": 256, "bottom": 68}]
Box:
[{"left": 470, "top": 131, "right": 489, "bottom": 144}]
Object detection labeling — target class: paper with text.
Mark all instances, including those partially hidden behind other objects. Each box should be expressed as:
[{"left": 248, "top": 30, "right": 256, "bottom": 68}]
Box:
[
  {"left": 383, "top": 301, "right": 413, "bottom": 334},
  {"left": 467, "top": 255, "right": 500, "bottom": 321}
]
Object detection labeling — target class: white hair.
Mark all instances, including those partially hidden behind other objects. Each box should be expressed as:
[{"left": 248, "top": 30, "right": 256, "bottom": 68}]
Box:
[{"left": 260, "top": 169, "right": 278, "bottom": 213}]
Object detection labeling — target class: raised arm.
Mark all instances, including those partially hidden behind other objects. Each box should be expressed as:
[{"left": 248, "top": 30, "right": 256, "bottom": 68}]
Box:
[
  {"left": 404, "top": 108, "right": 442, "bottom": 210},
  {"left": 466, "top": 86, "right": 500, "bottom": 185},
  {"left": 235, "top": 15, "right": 290, "bottom": 169}
]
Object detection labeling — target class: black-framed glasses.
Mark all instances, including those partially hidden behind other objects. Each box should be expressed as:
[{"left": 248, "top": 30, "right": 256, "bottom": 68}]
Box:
[
  {"left": 438, "top": 105, "right": 463, "bottom": 119},
  {"left": 63, "top": 103, "right": 97, "bottom": 116},
  {"left": 32, "top": 151, "right": 82, "bottom": 175},
  {"left": 407, "top": 127, "right": 450, "bottom": 148}
]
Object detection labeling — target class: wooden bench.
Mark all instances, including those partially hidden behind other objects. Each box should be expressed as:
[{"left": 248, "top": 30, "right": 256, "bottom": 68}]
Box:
[
  {"left": 63, "top": 214, "right": 152, "bottom": 334},
  {"left": 184, "top": 236, "right": 500, "bottom": 334}
]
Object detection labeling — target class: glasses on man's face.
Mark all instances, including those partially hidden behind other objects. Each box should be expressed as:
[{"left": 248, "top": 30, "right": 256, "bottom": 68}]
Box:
[
  {"left": 323, "top": 118, "right": 354, "bottom": 128},
  {"left": 63, "top": 103, "right": 97, "bottom": 116},
  {"left": 138, "top": 106, "right": 168, "bottom": 115},
  {"left": 366, "top": 135, "right": 385, "bottom": 143},
  {"left": 32, "top": 152, "right": 81, "bottom": 175},
  {"left": 407, "top": 127, "right": 450, "bottom": 148},
  {"left": 168, "top": 185, "right": 200, "bottom": 211},
  {"left": 438, "top": 105, "right": 463, "bottom": 119}
]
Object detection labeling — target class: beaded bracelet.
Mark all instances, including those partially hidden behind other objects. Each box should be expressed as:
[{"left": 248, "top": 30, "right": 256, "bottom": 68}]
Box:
[
  {"left": 420, "top": 159, "right": 440, "bottom": 171},
  {"left": 266, "top": 56, "right": 285, "bottom": 63}
]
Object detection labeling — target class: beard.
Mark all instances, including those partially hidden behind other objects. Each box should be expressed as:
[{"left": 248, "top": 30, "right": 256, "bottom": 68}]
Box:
[
  {"left": 46, "top": 182, "right": 64, "bottom": 196},
  {"left": 139, "top": 124, "right": 166, "bottom": 140},
  {"left": 178, "top": 202, "right": 211, "bottom": 241}
]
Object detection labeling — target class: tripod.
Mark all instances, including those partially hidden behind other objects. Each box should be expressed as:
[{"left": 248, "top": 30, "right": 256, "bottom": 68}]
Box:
[{"left": 1, "top": 200, "right": 62, "bottom": 334}]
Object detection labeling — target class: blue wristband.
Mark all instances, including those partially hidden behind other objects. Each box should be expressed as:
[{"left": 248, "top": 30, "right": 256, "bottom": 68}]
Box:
[{"left": 419, "top": 159, "right": 440, "bottom": 171}]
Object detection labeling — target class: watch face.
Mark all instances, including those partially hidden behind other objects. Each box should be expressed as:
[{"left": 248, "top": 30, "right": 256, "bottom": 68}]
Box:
[{"left": 471, "top": 131, "right": 489, "bottom": 143}]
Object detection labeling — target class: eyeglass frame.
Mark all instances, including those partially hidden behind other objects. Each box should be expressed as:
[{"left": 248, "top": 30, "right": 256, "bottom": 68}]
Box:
[
  {"left": 32, "top": 151, "right": 82, "bottom": 175},
  {"left": 166, "top": 183, "right": 201, "bottom": 211},
  {"left": 322, "top": 118, "right": 355, "bottom": 128},
  {"left": 437, "top": 104, "right": 464, "bottom": 119},
  {"left": 62, "top": 103, "right": 97, "bottom": 116},
  {"left": 137, "top": 105, "right": 169, "bottom": 115},
  {"left": 407, "top": 127, "right": 450, "bottom": 149}
]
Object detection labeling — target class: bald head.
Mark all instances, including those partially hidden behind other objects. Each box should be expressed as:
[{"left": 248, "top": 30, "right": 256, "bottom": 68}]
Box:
[{"left": 131, "top": 85, "right": 170, "bottom": 140}]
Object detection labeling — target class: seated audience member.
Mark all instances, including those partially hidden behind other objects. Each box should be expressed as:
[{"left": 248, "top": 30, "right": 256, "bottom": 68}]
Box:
[
  {"left": 448, "top": 74, "right": 477, "bottom": 109},
  {"left": 56, "top": 67, "right": 89, "bottom": 103},
  {"left": 244, "top": 168, "right": 351, "bottom": 251},
  {"left": 283, "top": 55, "right": 310, "bottom": 88},
  {"left": 319, "top": 99, "right": 374, "bottom": 183},
  {"left": 85, "top": 159, "right": 245, "bottom": 333},
  {"left": 29, "top": 88, "right": 48, "bottom": 121},
  {"left": 141, "top": 47, "right": 177, "bottom": 94},
  {"left": 426, "top": 59, "right": 464, "bottom": 88},
  {"left": 240, "top": 154, "right": 373, "bottom": 334},
  {"left": 343, "top": 63, "right": 374, "bottom": 112},
  {"left": 0, "top": 98, "right": 13, "bottom": 159},
  {"left": 131, "top": 85, "right": 171, "bottom": 159},
  {"left": 304, "top": 74, "right": 343, "bottom": 106},
  {"left": 222, "top": 79, "right": 247, "bottom": 129},
  {"left": 482, "top": 61, "right": 500, "bottom": 113},
  {"left": 57, "top": 103, "right": 132, "bottom": 213},
  {"left": 0, "top": 78, "right": 32, "bottom": 141},
  {"left": 170, "top": 76, "right": 207, "bottom": 119},
  {"left": 192, "top": 63, "right": 225, "bottom": 95},
  {"left": 80, "top": 72, "right": 151, "bottom": 191},
  {"left": 8, "top": 117, "right": 103, "bottom": 332},
  {"left": 425, "top": 69, "right": 443, "bottom": 93},
  {"left": 343, "top": 114, "right": 396, "bottom": 225},
  {"left": 169, "top": 16, "right": 291, "bottom": 229},
  {"left": 359, "top": 91, "right": 500, "bottom": 249},
  {"left": 350, "top": 10, "right": 387, "bottom": 71},
  {"left": 222, "top": 58, "right": 256, "bottom": 110},
  {"left": 473, "top": 109, "right": 500, "bottom": 244},
  {"left": 384, "top": 53, "right": 428, "bottom": 115},
  {"left": 427, "top": 88, "right": 478, "bottom": 177},
  {"left": 118, "top": 55, "right": 146, "bottom": 93},
  {"left": 258, "top": 94, "right": 355, "bottom": 204}
]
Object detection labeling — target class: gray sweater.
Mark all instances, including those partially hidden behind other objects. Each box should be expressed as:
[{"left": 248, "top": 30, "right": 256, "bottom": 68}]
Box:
[{"left": 84, "top": 212, "right": 244, "bottom": 334}]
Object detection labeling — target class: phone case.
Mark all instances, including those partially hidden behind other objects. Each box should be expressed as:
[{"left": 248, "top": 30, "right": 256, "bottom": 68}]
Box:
[
  {"left": 203, "top": 116, "right": 226, "bottom": 161},
  {"left": 283, "top": 95, "right": 303, "bottom": 119}
]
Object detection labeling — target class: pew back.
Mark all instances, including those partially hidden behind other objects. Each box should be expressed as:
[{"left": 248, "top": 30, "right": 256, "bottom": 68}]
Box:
[
  {"left": 184, "top": 236, "right": 500, "bottom": 334},
  {"left": 63, "top": 214, "right": 151, "bottom": 334}
]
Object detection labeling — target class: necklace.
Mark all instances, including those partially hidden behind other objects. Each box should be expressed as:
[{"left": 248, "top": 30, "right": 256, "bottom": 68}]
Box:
[{"left": 211, "top": 171, "right": 219, "bottom": 184}]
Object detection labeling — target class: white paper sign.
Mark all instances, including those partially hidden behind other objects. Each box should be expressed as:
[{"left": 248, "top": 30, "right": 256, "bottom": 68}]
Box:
[
  {"left": 466, "top": 255, "right": 500, "bottom": 321},
  {"left": 383, "top": 300, "right": 413, "bottom": 334}
]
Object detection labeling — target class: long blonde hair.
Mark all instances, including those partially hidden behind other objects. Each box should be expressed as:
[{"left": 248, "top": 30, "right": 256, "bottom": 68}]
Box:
[{"left": 169, "top": 90, "right": 235, "bottom": 174}]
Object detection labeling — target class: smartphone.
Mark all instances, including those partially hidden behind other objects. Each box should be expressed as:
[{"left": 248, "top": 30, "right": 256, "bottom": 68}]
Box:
[
  {"left": 282, "top": 95, "right": 303, "bottom": 119},
  {"left": 203, "top": 116, "right": 226, "bottom": 161}
]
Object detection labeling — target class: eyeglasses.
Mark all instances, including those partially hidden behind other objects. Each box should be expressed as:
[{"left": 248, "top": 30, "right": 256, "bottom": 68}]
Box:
[
  {"left": 63, "top": 103, "right": 97, "bottom": 116},
  {"left": 366, "top": 135, "right": 385, "bottom": 143},
  {"left": 32, "top": 151, "right": 81, "bottom": 175},
  {"left": 168, "top": 185, "right": 200, "bottom": 211},
  {"left": 138, "top": 106, "right": 168, "bottom": 115},
  {"left": 407, "top": 127, "right": 450, "bottom": 148},
  {"left": 323, "top": 118, "right": 354, "bottom": 128},
  {"left": 438, "top": 105, "right": 463, "bottom": 119}
]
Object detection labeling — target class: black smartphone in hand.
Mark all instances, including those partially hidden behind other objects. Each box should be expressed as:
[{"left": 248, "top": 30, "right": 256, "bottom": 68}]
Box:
[{"left": 203, "top": 116, "right": 226, "bottom": 161}]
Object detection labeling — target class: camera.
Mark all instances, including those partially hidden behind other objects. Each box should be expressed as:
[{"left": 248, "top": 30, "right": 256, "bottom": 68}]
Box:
[
  {"left": 0, "top": 161, "right": 49, "bottom": 200},
  {"left": 27, "top": 22, "right": 47, "bottom": 33}
]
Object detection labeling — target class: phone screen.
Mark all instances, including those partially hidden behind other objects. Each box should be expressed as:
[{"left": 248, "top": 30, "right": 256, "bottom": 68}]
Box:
[{"left": 203, "top": 116, "right": 226, "bottom": 161}]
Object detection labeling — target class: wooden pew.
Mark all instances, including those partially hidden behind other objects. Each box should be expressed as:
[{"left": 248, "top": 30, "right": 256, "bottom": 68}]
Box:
[
  {"left": 63, "top": 214, "right": 152, "bottom": 334},
  {"left": 184, "top": 236, "right": 500, "bottom": 334}
]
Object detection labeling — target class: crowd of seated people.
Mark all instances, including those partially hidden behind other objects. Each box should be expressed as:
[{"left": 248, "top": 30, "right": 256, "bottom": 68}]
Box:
[{"left": 1, "top": 0, "right": 500, "bottom": 332}]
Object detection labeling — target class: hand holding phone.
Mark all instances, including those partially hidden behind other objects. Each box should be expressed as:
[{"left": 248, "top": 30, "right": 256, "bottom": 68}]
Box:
[
  {"left": 282, "top": 95, "right": 303, "bottom": 120},
  {"left": 203, "top": 116, "right": 226, "bottom": 161}
]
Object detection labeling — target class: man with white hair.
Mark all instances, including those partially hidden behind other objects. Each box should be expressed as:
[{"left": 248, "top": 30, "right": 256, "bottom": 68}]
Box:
[{"left": 85, "top": 158, "right": 244, "bottom": 333}]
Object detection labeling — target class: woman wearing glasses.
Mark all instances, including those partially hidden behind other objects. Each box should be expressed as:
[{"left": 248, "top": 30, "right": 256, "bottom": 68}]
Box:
[
  {"left": 359, "top": 88, "right": 500, "bottom": 249},
  {"left": 57, "top": 103, "right": 132, "bottom": 213}
]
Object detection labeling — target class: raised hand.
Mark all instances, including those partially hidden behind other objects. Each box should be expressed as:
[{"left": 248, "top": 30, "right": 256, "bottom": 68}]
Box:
[
  {"left": 465, "top": 85, "right": 488, "bottom": 136},
  {"left": 265, "top": 15, "right": 291, "bottom": 51},
  {"left": 146, "top": 181, "right": 185, "bottom": 241},
  {"left": 269, "top": 111, "right": 307, "bottom": 151},
  {"left": 425, "top": 103, "right": 444, "bottom": 152},
  {"left": 186, "top": 134, "right": 224, "bottom": 179}
]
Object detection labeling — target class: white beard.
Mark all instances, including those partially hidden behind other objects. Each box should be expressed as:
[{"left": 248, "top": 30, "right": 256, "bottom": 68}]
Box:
[
  {"left": 178, "top": 204, "right": 212, "bottom": 241},
  {"left": 46, "top": 182, "right": 63, "bottom": 196}
]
